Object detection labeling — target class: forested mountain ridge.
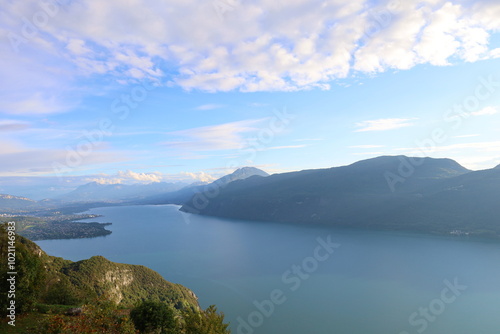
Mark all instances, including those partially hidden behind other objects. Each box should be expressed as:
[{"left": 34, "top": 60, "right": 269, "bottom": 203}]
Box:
[
  {"left": 180, "top": 156, "right": 500, "bottom": 238},
  {"left": 0, "top": 225, "right": 231, "bottom": 333},
  {"left": 0, "top": 226, "right": 199, "bottom": 313}
]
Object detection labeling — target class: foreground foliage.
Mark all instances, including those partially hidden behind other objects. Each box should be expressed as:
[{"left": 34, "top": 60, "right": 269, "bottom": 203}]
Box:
[
  {"left": 130, "top": 300, "right": 231, "bottom": 334},
  {"left": 40, "top": 299, "right": 231, "bottom": 334},
  {"left": 42, "top": 297, "right": 136, "bottom": 334}
]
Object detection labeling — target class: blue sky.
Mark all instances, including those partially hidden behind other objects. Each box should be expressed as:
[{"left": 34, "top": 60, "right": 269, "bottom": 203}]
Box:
[{"left": 1, "top": 0, "right": 500, "bottom": 195}]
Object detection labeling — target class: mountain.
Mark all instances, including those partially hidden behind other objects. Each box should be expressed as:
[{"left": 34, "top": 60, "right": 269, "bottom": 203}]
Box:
[
  {"left": 214, "top": 167, "right": 269, "bottom": 186},
  {"left": 0, "top": 227, "right": 199, "bottom": 313},
  {"left": 0, "top": 193, "right": 40, "bottom": 212},
  {"left": 179, "top": 156, "right": 500, "bottom": 237},
  {"left": 138, "top": 167, "right": 269, "bottom": 205},
  {"left": 58, "top": 181, "right": 188, "bottom": 203}
]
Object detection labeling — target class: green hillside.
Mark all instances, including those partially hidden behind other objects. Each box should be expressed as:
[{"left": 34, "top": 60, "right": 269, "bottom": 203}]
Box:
[
  {"left": 180, "top": 156, "right": 500, "bottom": 238},
  {"left": 0, "top": 225, "right": 198, "bottom": 312}
]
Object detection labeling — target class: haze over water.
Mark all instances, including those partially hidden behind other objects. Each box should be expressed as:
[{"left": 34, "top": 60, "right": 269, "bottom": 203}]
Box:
[{"left": 36, "top": 205, "right": 500, "bottom": 334}]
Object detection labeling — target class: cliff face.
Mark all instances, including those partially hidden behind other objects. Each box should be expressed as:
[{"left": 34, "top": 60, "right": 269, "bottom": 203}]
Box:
[
  {"left": 62, "top": 255, "right": 199, "bottom": 309},
  {"left": 0, "top": 226, "right": 199, "bottom": 314}
]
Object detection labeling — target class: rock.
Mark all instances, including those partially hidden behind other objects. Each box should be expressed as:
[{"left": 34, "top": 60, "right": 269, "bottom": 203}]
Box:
[{"left": 65, "top": 307, "right": 83, "bottom": 316}]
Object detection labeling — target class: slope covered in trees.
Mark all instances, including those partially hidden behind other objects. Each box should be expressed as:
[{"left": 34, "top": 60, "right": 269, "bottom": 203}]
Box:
[
  {"left": 0, "top": 224, "right": 231, "bottom": 333},
  {"left": 181, "top": 156, "right": 500, "bottom": 238}
]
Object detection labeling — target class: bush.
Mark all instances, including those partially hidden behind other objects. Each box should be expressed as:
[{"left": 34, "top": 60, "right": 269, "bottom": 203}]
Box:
[
  {"left": 130, "top": 300, "right": 179, "bottom": 333},
  {"left": 183, "top": 305, "right": 231, "bottom": 334}
]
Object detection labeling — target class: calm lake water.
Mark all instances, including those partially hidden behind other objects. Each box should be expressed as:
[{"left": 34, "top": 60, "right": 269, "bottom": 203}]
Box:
[{"left": 36, "top": 205, "right": 500, "bottom": 334}]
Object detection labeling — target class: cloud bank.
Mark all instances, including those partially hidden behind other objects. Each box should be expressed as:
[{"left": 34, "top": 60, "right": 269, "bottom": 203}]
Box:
[{"left": 1, "top": 0, "right": 500, "bottom": 114}]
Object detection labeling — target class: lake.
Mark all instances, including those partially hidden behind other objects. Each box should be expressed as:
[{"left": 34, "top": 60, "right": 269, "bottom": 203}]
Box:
[{"left": 36, "top": 205, "right": 500, "bottom": 334}]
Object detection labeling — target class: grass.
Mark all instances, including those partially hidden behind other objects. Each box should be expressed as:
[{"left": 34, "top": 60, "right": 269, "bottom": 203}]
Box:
[
  {"left": 0, "top": 304, "right": 78, "bottom": 334},
  {"left": 0, "top": 313, "right": 49, "bottom": 334}
]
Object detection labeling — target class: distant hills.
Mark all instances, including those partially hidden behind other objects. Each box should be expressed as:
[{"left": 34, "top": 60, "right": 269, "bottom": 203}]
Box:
[
  {"left": 57, "top": 181, "right": 189, "bottom": 203},
  {"left": 51, "top": 167, "right": 269, "bottom": 204},
  {"left": 136, "top": 167, "right": 270, "bottom": 205},
  {"left": 180, "top": 156, "right": 500, "bottom": 238},
  {"left": 0, "top": 194, "right": 40, "bottom": 213},
  {"left": 2, "top": 159, "right": 500, "bottom": 238}
]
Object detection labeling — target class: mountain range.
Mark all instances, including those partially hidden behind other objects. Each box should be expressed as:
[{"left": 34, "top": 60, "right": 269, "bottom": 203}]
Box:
[
  {"left": 180, "top": 156, "right": 500, "bottom": 238},
  {"left": 2, "top": 157, "right": 500, "bottom": 238},
  {"left": 57, "top": 181, "right": 189, "bottom": 202},
  {"left": 135, "top": 167, "right": 269, "bottom": 205}
]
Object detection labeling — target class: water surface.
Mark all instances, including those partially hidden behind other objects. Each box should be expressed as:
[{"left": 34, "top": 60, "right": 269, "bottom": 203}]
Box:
[{"left": 36, "top": 205, "right": 500, "bottom": 334}]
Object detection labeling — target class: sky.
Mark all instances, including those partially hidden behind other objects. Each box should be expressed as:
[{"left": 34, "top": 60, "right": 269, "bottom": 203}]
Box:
[{"left": 1, "top": 0, "right": 500, "bottom": 197}]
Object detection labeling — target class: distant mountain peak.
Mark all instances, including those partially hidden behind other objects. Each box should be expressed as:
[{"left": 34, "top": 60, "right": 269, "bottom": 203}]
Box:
[
  {"left": 232, "top": 166, "right": 269, "bottom": 176},
  {"left": 212, "top": 167, "right": 269, "bottom": 187}
]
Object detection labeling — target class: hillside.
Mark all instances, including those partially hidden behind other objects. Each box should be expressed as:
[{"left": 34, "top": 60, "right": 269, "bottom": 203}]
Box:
[
  {"left": 0, "top": 194, "right": 40, "bottom": 213},
  {"left": 0, "top": 226, "right": 199, "bottom": 314},
  {"left": 179, "top": 156, "right": 500, "bottom": 237}
]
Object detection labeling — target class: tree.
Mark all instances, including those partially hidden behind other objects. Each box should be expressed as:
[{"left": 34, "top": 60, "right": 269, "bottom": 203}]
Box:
[
  {"left": 183, "top": 305, "right": 231, "bottom": 334},
  {"left": 130, "top": 300, "right": 179, "bottom": 333}
]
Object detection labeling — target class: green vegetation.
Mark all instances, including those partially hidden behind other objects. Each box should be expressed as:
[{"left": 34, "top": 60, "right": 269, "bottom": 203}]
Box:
[
  {"left": 0, "top": 224, "right": 230, "bottom": 333},
  {"left": 130, "top": 300, "right": 231, "bottom": 334},
  {"left": 130, "top": 300, "right": 178, "bottom": 333},
  {"left": 0, "top": 226, "right": 46, "bottom": 314},
  {"left": 41, "top": 297, "right": 137, "bottom": 334},
  {"left": 182, "top": 305, "right": 231, "bottom": 334},
  {"left": 181, "top": 156, "right": 500, "bottom": 239},
  {"left": 0, "top": 216, "right": 112, "bottom": 240}
]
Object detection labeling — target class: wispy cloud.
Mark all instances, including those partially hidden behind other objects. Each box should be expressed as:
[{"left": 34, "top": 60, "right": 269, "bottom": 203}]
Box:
[
  {"left": 249, "top": 103, "right": 270, "bottom": 108},
  {"left": 453, "top": 134, "right": 480, "bottom": 138},
  {"left": 352, "top": 151, "right": 385, "bottom": 155},
  {"left": 194, "top": 104, "right": 225, "bottom": 111},
  {"left": 471, "top": 106, "right": 498, "bottom": 116},
  {"left": 355, "top": 118, "right": 417, "bottom": 132},
  {"left": 0, "top": 120, "right": 30, "bottom": 132},
  {"left": 86, "top": 170, "right": 217, "bottom": 184},
  {"left": 294, "top": 138, "right": 323, "bottom": 142},
  {"left": 394, "top": 141, "right": 500, "bottom": 154},
  {"left": 349, "top": 144, "right": 385, "bottom": 149},
  {"left": 266, "top": 145, "right": 307, "bottom": 150},
  {"left": 163, "top": 118, "right": 267, "bottom": 151}
]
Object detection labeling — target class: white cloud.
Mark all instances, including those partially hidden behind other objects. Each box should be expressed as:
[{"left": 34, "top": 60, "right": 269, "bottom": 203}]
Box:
[
  {"left": 195, "top": 104, "right": 225, "bottom": 111},
  {"left": 471, "top": 106, "right": 498, "bottom": 116},
  {"left": 86, "top": 177, "right": 125, "bottom": 185},
  {"left": 294, "top": 138, "right": 323, "bottom": 142},
  {"left": 1, "top": 0, "right": 499, "bottom": 98},
  {"left": 85, "top": 170, "right": 217, "bottom": 184},
  {"left": 0, "top": 120, "right": 30, "bottom": 132},
  {"left": 265, "top": 145, "right": 307, "bottom": 150},
  {"left": 1, "top": 93, "right": 75, "bottom": 115},
  {"left": 180, "top": 171, "right": 217, "bottom": 183},
  {"left": 117, "top": 170, "right": 163, "bottom": 183},
  {"left": 453, "top": 134, "right": 480, "bottom": 138},
  {"left": 85, "top": 170, "right": 163, "bottom": 184},
  {"left": 355, "top": 118, "right": 417, "bottom": 132},
  {"left": 0, "top": 137, "right": 128, "bottom": 176},
  {"left": 349, "top": 144, "right": 385, "bottom": 149},
  {"left": 164, "top": 118, "right": 267, "bottom": 151}
]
